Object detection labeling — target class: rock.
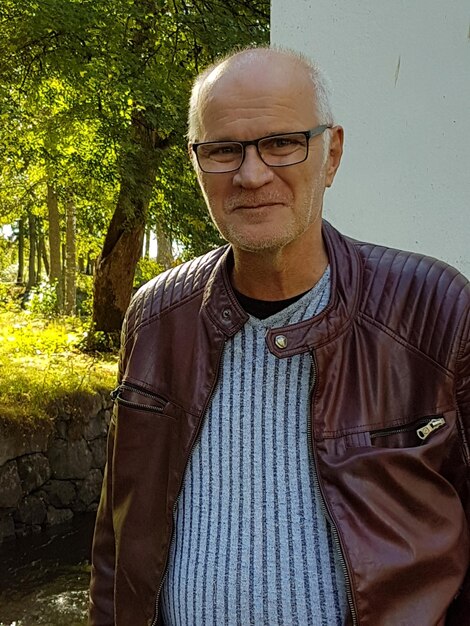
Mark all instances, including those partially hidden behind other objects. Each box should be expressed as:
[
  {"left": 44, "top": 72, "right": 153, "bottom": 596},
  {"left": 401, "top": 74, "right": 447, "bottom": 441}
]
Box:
[
  {"left": 84, "top": 414, "right": 108, "bottom": 440},
  {"left": 0, "top": 512, "right": 15, "bottom": 543},
  {"left": 77, "top": 469, "right": 103, "bottom": 508},
  {"left": 104, "top": 409, "right": 112, "bottom": 426},
  {"left": 49, "top": 391, "right": 104, "bottom": 429},
  {"left": 101, "top": 390, "right": 113, "bottom": 411},
  {"left": 89, "top": 438, "right": 107, "bottom": 469},
  {"left": 0, "top": 461, "right": 22, "bottom": 508},
  {"left": 85, "top": 392, "right": 105, "bottom": 420},
  {"left": 0, "top": 422, "right": 51, "bottom": 467},
  {"left": 15, "top": 523, "right": 28, "bottom": 538},
  {"left": 46, "top": 506, "right": 73, "bottom": 526},
  {"left": 67, "top": 418, "right": 86, "bottom": 441},
  {"left": 56, "top": 420, "right": 68, "bottom": 439},
  {"left": 42, "top": 480, "right": 77, "bottom": 508},
  {"left": 17, "top": 453, "right": 51, "bottom": 494},
  {"left": 47, "top": 438, "right": 92, "bottom": 479},
  {"left": 0, "top": 388, "right": 113, "bottom": 542},
  {"left": 14, "top": 495, "right": 47, "bottom": 526}
]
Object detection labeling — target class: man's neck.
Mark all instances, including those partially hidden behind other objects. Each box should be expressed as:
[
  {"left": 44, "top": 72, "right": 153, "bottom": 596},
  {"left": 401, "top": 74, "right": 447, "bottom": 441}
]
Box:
[{"left": 231, "top": 239, "right": 328, "bottom": 301}]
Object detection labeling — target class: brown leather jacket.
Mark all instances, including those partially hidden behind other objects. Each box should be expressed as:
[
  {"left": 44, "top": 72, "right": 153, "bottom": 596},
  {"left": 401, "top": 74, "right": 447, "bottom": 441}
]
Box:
[{"left": 89, "top": 221, "right": 470, "bottom": 626}]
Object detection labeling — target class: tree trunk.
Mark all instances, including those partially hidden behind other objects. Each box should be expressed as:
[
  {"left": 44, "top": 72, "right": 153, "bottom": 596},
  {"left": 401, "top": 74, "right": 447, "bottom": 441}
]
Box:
[
  {"left": 26, "top": 212, "right": 37, "bottom": 290},
  {"left": 41, "top": 235, "right": 50, "bottom": 276},
  {"left": 156, "top": 221, "right": 173, "bottom": 269},
  {"left": 61, "top": 242, "right": 66, "bottom": 299},
  {"left": 144, "top": 226, "right": 151, "bottom": 258},
  {"left": 16, "top": 217, "right": 25, "bottom": 285},
  {"left": 93, "top": 112, "right": 168, "bottom": 332},
  {"left": 47, "top": 183, "right": 63, "bottom": 311},
  {"left": 65, "top": 198, "right": 77, "bottom": 315},
  {"left": 36, "top": 219, "right": 43, "bottom": 279},
  {"left": 86, "top": 252, "right": 94, "bottom": 275}
]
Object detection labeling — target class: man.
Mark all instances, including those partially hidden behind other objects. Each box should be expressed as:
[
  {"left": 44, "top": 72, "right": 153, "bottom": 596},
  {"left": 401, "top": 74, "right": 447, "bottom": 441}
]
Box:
[{"left": 89, "top": 47, "right": 470, "bottom": 626}]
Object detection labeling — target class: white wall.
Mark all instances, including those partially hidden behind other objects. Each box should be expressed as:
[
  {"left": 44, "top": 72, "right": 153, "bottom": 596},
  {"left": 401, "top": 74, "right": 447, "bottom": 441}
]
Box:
[{"left": 271, "top": 1, "right": 470, "bottom": 276}]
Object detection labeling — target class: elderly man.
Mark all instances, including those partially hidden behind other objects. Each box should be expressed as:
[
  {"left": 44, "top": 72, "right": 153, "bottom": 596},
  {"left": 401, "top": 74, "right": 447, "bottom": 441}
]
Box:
[{"left": 89, "top": 47, "right": 470, "bottom": 626}]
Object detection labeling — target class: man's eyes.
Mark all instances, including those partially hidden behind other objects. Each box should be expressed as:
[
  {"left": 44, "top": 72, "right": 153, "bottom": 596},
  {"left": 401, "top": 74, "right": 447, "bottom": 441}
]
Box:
[
  {"left": 198, "top": 135, "right": 305, "bottom": 161},
  {"left": 202, "top": 144, "right": 240, "bottom": 158},
  {"left": 214, "top": 145, "right": 238, "bottom": 155},
  {"left": 265, "top": 136, "right": 303, "bottom": 149}
]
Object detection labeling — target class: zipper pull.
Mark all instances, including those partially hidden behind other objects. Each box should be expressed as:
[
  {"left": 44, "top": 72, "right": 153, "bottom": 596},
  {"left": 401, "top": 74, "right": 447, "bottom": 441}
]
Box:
[
  {"left": 110, "top": 385, "right": 121, "bottom": 402},
  {"left": 417, "top": 417, "right": 446, "bottom": 441}
]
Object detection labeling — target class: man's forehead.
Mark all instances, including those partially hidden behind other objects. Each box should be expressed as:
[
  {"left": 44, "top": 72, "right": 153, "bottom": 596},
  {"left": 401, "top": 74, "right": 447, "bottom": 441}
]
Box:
[
  {"left": 200, "top": 53, "right": 310, "bottom": 105},
  {"left": 192, "top": 50, "right": 319, "bottom": 142}
]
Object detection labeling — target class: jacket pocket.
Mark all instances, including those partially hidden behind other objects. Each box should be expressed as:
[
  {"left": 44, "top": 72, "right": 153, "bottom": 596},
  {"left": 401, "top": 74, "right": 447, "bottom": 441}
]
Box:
[
  {"left": 111, "top": 382, "right": 169, "bottom": 415},
  {"left": 369, "top": 415, "right": 446, "bottom": 448}
]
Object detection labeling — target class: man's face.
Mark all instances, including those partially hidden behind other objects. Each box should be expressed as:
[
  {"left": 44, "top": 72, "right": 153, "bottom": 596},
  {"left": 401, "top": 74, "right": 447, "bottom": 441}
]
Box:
[{"left": 192, "top": 56, "right": 343, "bottom": 255}]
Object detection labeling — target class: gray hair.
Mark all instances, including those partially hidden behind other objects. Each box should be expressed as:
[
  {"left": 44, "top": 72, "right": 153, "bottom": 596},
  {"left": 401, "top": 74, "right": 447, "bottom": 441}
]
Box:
[{"left": 187, "top": 46, "right": 334, "bottom": 144}]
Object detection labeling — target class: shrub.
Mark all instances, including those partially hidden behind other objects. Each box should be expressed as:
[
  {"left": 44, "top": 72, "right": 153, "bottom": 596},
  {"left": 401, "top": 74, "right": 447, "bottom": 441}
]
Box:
[
  {"left": 0, "top": 282, "right": 23, "bottom": 312},
  {"left": 76, "top": 273, "right": 94, "bottom": 317},
  {"left": 134, "top": 258, "right": 165, "bottom": 289},
  {"left": 25, "top": 280, "right": 60, "bottom": 317},
  {"left": 0, "top": 282, "right": 10, "bottom": 304}
]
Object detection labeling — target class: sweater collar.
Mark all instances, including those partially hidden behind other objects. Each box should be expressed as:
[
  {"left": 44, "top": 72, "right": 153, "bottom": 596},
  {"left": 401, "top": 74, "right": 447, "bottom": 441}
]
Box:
[{"left": 202, "top": 221, "right": 362, "bottom": 356}]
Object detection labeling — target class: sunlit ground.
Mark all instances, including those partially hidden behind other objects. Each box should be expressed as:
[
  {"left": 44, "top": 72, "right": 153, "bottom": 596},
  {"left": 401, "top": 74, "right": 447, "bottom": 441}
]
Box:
[{"left": 0, "top": 310, "right": 117, "bottom": 422}]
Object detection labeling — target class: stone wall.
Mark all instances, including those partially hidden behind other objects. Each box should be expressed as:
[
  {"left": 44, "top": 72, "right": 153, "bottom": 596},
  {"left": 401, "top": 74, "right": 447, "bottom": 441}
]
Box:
[{"left": 0, "top": 389, "right": 111, "bottom": 543}]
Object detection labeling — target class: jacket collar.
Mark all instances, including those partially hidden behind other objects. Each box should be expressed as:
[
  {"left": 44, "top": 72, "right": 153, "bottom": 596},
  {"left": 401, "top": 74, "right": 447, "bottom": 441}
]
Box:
[{"left": 202, "top": 221, "right": 362, "bottom": 356}]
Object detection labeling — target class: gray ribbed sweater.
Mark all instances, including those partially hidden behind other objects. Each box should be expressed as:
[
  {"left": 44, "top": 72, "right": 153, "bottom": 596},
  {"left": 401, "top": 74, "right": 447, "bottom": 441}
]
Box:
[{"left": 161, "top": 267, "right": 348, "bottom": 625}]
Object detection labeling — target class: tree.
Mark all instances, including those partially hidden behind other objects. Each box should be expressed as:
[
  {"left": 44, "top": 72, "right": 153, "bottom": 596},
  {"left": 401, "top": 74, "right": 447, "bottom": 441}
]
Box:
[
  {"left": 64, "top": 196, "right": 77, "bottom": 315},
  {"left": 92, "top": 110, "right": 170, "bottom": 331},
  {"left": 47, "top": 183, "right": 63, "bottom": 309},
  {"left": 0, "top": 0, "right": 269, "bottom": 331},
  {"left": 16, "top": 218, "right": 25, "bottom": 284},
  {"left": 93, "top": 0, "right": 269, "bottom": 332},
  {"left": 156, "top": 222, "right": 173, "bottom": 269},
  {"left": 26, "top": 211, "right": 37, "bottom": 289}
]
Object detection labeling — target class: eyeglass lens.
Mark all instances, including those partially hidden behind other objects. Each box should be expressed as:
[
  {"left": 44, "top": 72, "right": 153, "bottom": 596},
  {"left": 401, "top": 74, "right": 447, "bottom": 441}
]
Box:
[{"left": 197, "top": 133, "right": 308, "bottom": 172}]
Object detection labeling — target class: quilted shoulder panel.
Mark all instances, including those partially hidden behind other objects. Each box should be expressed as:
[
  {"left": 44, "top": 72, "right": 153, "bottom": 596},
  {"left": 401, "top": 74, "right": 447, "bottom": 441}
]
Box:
[
  {"left": 356, "top": 241, "right": 470, "bottom": 369},
  {"left": 124, "top": 246, "right": 227, "bottom": 337}
]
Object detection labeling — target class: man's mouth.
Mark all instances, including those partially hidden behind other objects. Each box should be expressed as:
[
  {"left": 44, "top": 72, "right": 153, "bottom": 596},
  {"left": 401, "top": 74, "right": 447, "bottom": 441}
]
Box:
[{"left": 233, "top": 202, "right": 280, "bottom": 210}]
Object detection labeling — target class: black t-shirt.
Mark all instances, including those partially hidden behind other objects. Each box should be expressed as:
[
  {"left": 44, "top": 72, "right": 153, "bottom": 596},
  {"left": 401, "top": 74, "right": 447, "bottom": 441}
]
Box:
[{"left": 233, "top": 288, "right": 308, "bottom": 320}]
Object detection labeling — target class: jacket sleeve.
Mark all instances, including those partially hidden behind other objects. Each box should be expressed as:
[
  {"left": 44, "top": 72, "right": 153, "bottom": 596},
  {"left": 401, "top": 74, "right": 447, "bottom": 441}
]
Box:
[
  {"left": 88, "top": 317, "right": 129, "bottom": 625},
  {"left": 448, "top": 307, "right": 470, "bottom": 622},
  {"left": 88, "top": 414, "right": 117, "bottom": 625}
]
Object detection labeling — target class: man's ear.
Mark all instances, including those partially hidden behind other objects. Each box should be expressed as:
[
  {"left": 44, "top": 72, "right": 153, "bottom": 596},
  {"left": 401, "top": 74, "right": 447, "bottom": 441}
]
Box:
[{"left": 325, "top": 126, "right": 344, "bottom": 188}]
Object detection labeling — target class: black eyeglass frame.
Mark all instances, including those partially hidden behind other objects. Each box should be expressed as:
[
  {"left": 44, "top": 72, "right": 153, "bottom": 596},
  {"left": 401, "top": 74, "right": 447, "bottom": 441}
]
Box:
[{"left": 191, "top": 124, "right": 332, "bottom": 173}]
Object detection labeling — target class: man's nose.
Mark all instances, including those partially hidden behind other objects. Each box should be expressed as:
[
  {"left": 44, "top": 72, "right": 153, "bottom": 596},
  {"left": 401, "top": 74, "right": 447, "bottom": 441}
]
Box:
[{"left": 232, "top": 145, "right": 274, "bottom": 188}]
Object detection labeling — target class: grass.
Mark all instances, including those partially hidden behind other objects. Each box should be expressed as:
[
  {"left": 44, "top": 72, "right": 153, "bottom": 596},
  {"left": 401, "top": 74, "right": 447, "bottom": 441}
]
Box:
[{"left": 0, "top": 309, "right": 118, "bottom": 424}]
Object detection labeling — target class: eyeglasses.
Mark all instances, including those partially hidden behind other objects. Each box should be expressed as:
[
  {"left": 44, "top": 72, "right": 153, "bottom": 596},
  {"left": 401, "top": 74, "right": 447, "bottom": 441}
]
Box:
[{"left": 191, "top": 124, "right": 331, "bottom": 173}]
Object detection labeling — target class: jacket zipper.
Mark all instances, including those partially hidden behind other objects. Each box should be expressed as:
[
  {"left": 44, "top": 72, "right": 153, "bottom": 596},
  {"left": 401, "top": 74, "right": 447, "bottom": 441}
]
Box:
[
  {"left": 308, "top": 354, "right": 358, "bottom": 626},
  {"left": 111, "top": 382, "right": 166, "bottom": 413},
  {"left": 416, "top": 417, "right": 446, "bottom": 440},
  {"left": 370, "top": 416, "right": 446, "bottom": 442},
  {"left": 151, "top": 341, "right": 227, "bottom": 626}
]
